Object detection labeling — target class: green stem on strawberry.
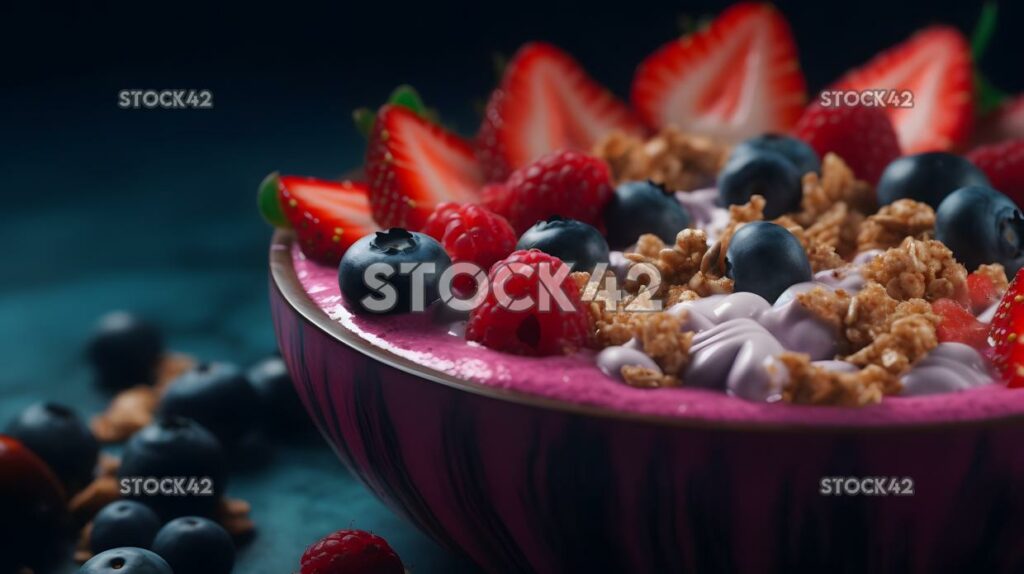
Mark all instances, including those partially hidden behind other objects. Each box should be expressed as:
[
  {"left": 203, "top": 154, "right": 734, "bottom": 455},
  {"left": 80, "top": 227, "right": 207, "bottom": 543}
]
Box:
[
  {"left": 354, "top": 85, "right": 440, "bottom": 139},
  {"left": 257, "top": 171, "right": 290, "bottom": 228},
  {"left": 970, "top": 1, "right": 1008, "bottom": 115}
]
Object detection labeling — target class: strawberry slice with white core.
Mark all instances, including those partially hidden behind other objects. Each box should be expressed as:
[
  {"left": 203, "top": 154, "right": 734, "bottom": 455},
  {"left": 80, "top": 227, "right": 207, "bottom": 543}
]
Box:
[
  {"left": 278, "top": 176, "right": 377, "bottom": 265},
  {"left": 830, "top": 26, "right": 973, "bottom": 154},
  {"left": 631, "top": 3, "right": 807, "bottom": 142},
  {"left": 366, "top": 105, "right": 485, "bottom": 230},
  {"left": 477, "top": 42, "right": 644, "bottom": 181}
]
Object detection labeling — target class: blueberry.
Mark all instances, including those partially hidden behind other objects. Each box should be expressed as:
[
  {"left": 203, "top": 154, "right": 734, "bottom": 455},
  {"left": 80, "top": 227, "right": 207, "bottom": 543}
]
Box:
[
  {"left": 152, "top": 516, "right": 235, "bottom": 574},
  {"left": 725, "top": 221, "right": 812, "bottom": 303},
  {"left": 339, "top": 228, "right": 451, "bottom": 314},
  {"left": 5, "top": 402, "right": 98, "bottom": 491},
  {"left": 86, "top": 311, "right": 164, "bottom": 390},
  {"left": 718, "top": 150, "right": 802, "bottom": 219},
  {"left": 78, "top": 548, "right": 173, "bottom": 574},
  {"left": 603, "top": 181, "right": 692, "bottom": 249},
  {"left": 90, "top": 501, "right": 162, "bottom": 553},
  {"left": 877, "top": 152, "right": 990, "bottom": 208},
  {"left": 158, "top": 362, "right": 259, "bottom": 444},
  {"left": 247, "top": 355, "right": 309, "bottom": 433},
  {"left": 515, "top": 217, "right": 610, "bottom": 273},
  {"left": 936, "top": 186, "right": 1024, "bottom": 276},
  {"left": 731, "top": 133, "right": 821, "bottom": 176},
  {"left": 118, "top": 417, "right": 226, "bottom": 520}
]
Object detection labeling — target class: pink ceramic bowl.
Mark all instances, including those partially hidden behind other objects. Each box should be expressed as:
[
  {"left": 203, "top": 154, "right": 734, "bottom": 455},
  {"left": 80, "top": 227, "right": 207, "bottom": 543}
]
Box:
[{"left": 270, "top": 230, "right": 1024, "bottom": 574}]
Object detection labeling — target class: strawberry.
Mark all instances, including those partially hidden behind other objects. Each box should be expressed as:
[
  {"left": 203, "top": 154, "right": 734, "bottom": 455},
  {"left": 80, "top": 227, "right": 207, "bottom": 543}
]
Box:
[
  {"left": 967, "top": 271, "right": 1002, "bottom": 314},
  {"left": 830, "top": 26, "right": 973, "bottom": 154},
  {"left": 278, "top": 176, "right": 377, "bottom": 265},
  {"left": 366, "top": 105, "right": 485, "bottom": 229},
  {"left": 966, "top": 139, "right": 1024, "bottom": 207},
  {"left": 933, "top": 298, "right": 989, "bottom": 350},
  {"left": 477, "top": 43, "right": 644, "bottom": 181},
  {"left": 792, "top": 104, "right": 902, "bottom": 184},
  {"left": 631, "top": 3, "right": 806, "bottom": 142},
  {"left": 989, "top": 268, "right": 1024, "bottom": 387},
  {"left": 974, "top": 95, "right": 1024, "bottom": 146}
]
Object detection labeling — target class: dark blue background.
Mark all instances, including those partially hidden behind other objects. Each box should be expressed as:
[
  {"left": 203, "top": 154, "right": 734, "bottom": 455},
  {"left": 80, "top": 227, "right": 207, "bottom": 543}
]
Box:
[{"left": 2, "top": 1, "right": 1020, "bottom": 571}]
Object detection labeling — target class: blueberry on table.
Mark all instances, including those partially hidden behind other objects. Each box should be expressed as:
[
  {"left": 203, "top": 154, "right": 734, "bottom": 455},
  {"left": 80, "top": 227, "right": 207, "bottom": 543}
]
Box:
[
  {"left": 247, "top": 355, "right": 308, "bottom": 432},
  {"left": 158, "top": 361, "right": 259, "bottom": 445},
  {"left": 717, "top": 150, "right": 802, "bottom": 218},
  {"left": 5, "top": 401, "right": 99, "bottom": 492},
  {"left": 725, "top": 221, "right": 812, "bottom": 303},
  {"left": 731, "top": 133, "right": 821, "bottom": 176},
  {"left": 118, "top": 417, "right": 226, "bottom": 520},
  {"left": 152, "top": 516, "right": 235, "bottom": 574},
  {"left": 78, "top": 548, "right": 173, "bottom": 574},
  {"left": 90, "top": 500, "right": 162, "bottom": 553},
  {"left": 877, "top": 152, "right": 990, "bottom": 208},
  {"left": 937, "top": 185, "right": 1024, "bottom": 275},
  {"left": 0, "top": 436, "right": 66, "bottom": 573},
  {"left": 603, "top": 180, "right": 692, "bottom": 249},
  {"left": 339, "top": 228, "right": 451, "bottom": 314},
  {"left": 516, "top": 217, "right": 610, "bottom": 273},
  {"left": 86, "top": 311, "right": 164, "bottom": 390}
]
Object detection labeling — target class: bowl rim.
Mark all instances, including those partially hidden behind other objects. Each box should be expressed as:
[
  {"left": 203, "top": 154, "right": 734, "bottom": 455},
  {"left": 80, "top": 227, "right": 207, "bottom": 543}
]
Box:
[{"left": 271, "top": 229, "right": 1024, "bottom": 433}]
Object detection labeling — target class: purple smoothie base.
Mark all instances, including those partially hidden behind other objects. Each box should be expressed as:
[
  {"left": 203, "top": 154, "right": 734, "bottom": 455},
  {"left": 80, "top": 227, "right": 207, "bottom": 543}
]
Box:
[{"left": 291, "top": 243, "right": 1024, "bottom": 427}]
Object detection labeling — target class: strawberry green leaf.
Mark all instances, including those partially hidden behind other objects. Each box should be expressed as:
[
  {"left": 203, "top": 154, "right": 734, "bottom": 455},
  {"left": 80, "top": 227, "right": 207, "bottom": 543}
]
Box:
[
  {"left": 257, "top": 171, "right": 290, "bottom": 228},
  {"left": 970, "top": 2, "right": 1007, "bottom": 115},
  {"left": 388, "top": 85, "right": 428, "bottom": 117}
]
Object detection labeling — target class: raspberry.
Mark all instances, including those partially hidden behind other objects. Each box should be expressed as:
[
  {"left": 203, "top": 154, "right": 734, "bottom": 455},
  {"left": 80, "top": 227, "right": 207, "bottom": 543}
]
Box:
[
  {"left": 422, "top": 202, "right": 516, "bottom": 293},
  {"left": 499, "top": 150, "right": 614, "bottom": 233},
  {"left": 300, "top": 529, "right": 403, "bottom": 574},
  {"left": 966, "top": 272, "right": 1000, "bottom": 314},
  {"left": 966, "top": 139, "right": 1024, "bottom": 208},
  {"left": 466, "top": 250, "right": 589, "bottom": 356},
  {"left": 932, "top": 298, "right": 989, "bottom": 350}
]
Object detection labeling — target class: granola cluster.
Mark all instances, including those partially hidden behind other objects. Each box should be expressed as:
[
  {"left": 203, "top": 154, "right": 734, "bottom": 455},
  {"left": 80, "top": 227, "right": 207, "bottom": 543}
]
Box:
[
  {"left": 593, "top": 127, "right": 731, "bottom": 191},
  {"left": 778, "top": 353, "right": 898, "bottom": 407},
  {"left": 857, "top": 199, "right": 935, "bottom": 251},
  {"left": 862, "top": 237, "right": 968, "bottom": 302},
  {"left": 623, "top": 228, "right": 734, "bottom": 298}
]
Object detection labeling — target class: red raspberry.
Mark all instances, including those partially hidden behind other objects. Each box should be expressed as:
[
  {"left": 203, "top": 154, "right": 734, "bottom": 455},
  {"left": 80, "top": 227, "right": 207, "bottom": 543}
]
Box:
[
  {"left": 932, "top": 298, "right": 989, "bottom": 350},
  {"left": 466, "top": 250, "right": 589, "bottom": 356},
  {"left": 422, "top": 202, "right": 517, "bottom": 293},
  {"left": 966, "top": 139, "right": 1024, "bottom": 208},
  {"left": 300, "top": 529, "right": 403, "bottom": 574},
  {"left": 792, "top": 104, "right": 902, "bottom": 185},
  {"left": 499, "top": 150, "right": 614, "bottom": 233}
]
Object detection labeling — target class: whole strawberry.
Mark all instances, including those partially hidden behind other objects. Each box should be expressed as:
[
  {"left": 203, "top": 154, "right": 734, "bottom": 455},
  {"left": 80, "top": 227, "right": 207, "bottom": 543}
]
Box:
[
  {"left": 421, "top": 202, "right": 517, "bottom": 291},
  {"left": 300, "top": 529, "right": 404, "bottom": 574},
  {"left": 967, "top": 139, "right": 1024, "bottom": 208},
  {"left": 792, "top": 103, "right": 901, "bottom": 184},
  {"left": 990, "top": 268, "right": 1024, "bottom": 388}
]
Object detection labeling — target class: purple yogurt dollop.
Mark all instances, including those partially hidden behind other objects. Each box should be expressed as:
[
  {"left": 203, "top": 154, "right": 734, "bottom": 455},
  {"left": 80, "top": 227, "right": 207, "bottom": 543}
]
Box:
[
  {"left": 684, "top": 318, "right": 787, "bottom": 401},
  {"left": 596, "top": 344, "right": 662, "bottom": 381},
  {"left": 900, "top": 342, "right": 994, "bottom": 396}
]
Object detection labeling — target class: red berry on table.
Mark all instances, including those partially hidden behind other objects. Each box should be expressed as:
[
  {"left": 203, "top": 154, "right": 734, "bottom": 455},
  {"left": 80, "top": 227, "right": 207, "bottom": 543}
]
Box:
[
  {"left": 366, "top": 105, "right": 485, "bottom": 230},
  {"left": 829, "top": 26, "right": 973, "bottom": 154},
  {"left": 300, "top": 529, "right": 404, "bottom": 574},
  {"left": 477, "top": 42, "right": 643, "bottom": 181},
  {"left": 990, "top": 269, "right": 1024, "bottom": 388},
  {"left": 966, "top": 139, "right": 1024, "bottom": 208},
  {"left": 279, "top": 176, "right": 377, "bottom": 265},
  {"left": 467, "top": 249, "right": 589, "bottom": 356},
  {"left": 421, "top": 202, "right": 516, "bottom": 279},
  {"left": 932, "top": 299, "right": 989, "bottom": 350},
  {"left": 792, "top": 104, "right": 902, "bottom": 185},
  {"left": 632, "top": 3, "right": 806, "bottom": 142}
]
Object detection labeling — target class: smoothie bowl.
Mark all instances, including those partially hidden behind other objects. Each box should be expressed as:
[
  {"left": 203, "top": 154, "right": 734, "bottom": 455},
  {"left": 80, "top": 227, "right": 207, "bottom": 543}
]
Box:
[{"left": 266, "top": 3, "right": 1024, "bottom": 572}]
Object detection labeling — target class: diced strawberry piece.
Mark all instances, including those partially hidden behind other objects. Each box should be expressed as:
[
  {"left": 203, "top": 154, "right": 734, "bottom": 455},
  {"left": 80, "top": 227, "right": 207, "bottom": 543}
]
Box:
[
  {"left": 830, "top": 26, "right": 973, "bottom": 153},
  {"left": 989, "top": 268, "right": 1024, "bottom": 388},
  {"left": 974, "top": 95, "right": 1024, "bottom": 146},
  {"left": 365, "top": 105, "right": 485, "bottom": 230},
  {"left": 631, "top": 3, "right": 807, "bottom": 142},
  {"left": 933, "top": 299, "right": 990, "bottom": 350},
  {"left": 966, "top": 139, "right": 1024, "bottom": 208},
  {"left": 792, "top": 104, "right": 902, "bottom": 184},
  {"left": 278, "top": 176, "right": 377, "bottom": 265},
  {"left": 966, "top": 272, "right": 1001, "bottom": 314},
  {"left": 477, "top": 43, "right": 645, "bottom": 181}
]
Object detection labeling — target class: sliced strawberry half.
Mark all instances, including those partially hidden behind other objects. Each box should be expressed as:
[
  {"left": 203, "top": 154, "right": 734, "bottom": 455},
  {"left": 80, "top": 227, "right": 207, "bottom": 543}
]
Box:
[
  {"left": 476, "top": 42, "right": 644, "bottom": 181},
  {"left": 278, "top": 176, "right": 377, "bottom": 265},
  {"left": 631, "top": 3, "right": 807, "bottom": 142},
  {"left": 990, "top": 268, "right": 1024, "bottom": 388},
  {"left": 830, "top": 26, "right": 973, "bottom": 154},
  {"left": 366, "top": 105, "right": 485, "bottom": 229}
]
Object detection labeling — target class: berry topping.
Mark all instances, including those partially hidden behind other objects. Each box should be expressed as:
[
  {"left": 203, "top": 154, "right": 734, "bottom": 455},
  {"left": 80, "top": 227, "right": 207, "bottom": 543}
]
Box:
[
  {"left": 158, "top": 362, "right": 260, "bottom": 445},
  {"left": 4, "top": 402, "right": 98, "bottom": 492},
  {"left": 877, "top": 152, "right": 990, "bottom": 208},
  {"left": 366, "top": 105, "right": 484, "bottom": 229},
  {"left": 257, "top": 171, "right": 290, "bottom": 228},
  {"left": 792, "top": 104, "right": 902, "bottom": 185},
  {"left": 603, "top": 180, "right": 692, "bottom": 249},
  {"left": 725, "top": 221, "right": 811, "bottom": 303},
  {"left": 0, "top": 436, "right": 66, "bottom": 572},
  {"left": 78, "top": 548, "right": 173, "bottom": 574},
  {"left": 90, "top": 500, "right": 162, "bottom": 553},
  {"left": 152, "top": 516, "right": 236, "bottom": 574},
  {"left": 300, "top": 529, "right": 404, "bottom": 574},
  {"left": 632, "top": 3, "right": 806, "bottom": 141},
  {"left": 338, "top": 229, "right": 451, "bottom": 315},
  {"left": 421, "top": 202, "right": 517, "bottom": 288},
  {"left": 830, "top": 26, "right": 974, "bottom": 153},
  {"left": 967, "top": 139, "right": 1024, "bottom": 207},
  {"left": 86, "top": 311, "right": 165, "bottom": 390},
  {"left": 247, "top": 355, "right": 307, "bottom": 432},
  {"left": 967, "top": 271, "right": 1002, "bottom": 314},
  {"left": 466, "top": 250, "right": 589, "bottom": 356},
  {"left": 278, "top": 176, "right": 377, "bottom": 265},
  {"left": 731, "top": 133, "right": 821, "bottom": 176},
  {"left": 516, "top": 217, "right": 610, "bottom": 273},
  {"left": 932, "top": 299, "right": 989, "bottom": 350},
  {"left": 118, "top": 417, "right": 226, "bottom": 520},
  {"left": 477, "top": 43, "right": 643, "bottom": 181},
  {"left": 493, "top": 150, "right": 615, "bottom": 234},
  {"left": 936, "top": 186, "right": 1024, "bottom": 276},
  {"left": 975, "top": 94, "right": 1024, "bottom": 145},
  {"left": 717, "top": 150, "right": 801, "bottom": 218},
  {"left": 989, "top": 268, "right": 1024, "bottom": 387}
]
